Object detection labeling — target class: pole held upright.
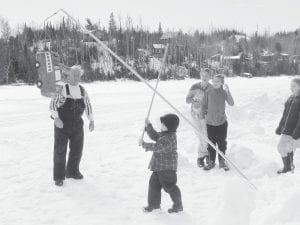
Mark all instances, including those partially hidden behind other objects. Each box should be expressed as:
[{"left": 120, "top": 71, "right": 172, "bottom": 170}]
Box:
[{"left": 140, "top": 43, "right": 169, "bottom": 141}]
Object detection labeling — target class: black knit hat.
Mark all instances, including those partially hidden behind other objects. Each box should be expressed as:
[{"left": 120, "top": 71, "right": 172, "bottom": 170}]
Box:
[{"left": 160, "top": 114, "right": 180, "bottom": 132}]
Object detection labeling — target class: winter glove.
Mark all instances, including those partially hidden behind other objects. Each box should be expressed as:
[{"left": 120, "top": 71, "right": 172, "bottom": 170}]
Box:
[
  {"left": 145, "top": 123, "right": 153, "bottom": 132},
  {"left": 141, "top": 141, "right": 151, "bottom": 152}
]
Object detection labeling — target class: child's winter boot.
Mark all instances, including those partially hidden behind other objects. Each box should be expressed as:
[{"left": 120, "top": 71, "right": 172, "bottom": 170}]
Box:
[
  {"left": 219, "top": 158, "right": 229, "bottom": 171},
  {"left": 277, "top": 156, "right": 292, "bottom": 174},
  {"left": 288, "top": 152, "right": 295, "bottom": 171},
  {"left": 203, "top": 161, "right": 215, "bottom": 171},
  {"left": 168, "top": 204, "right": 183, "bottom": 213},
  {"left": 197, "top": 157, "right": 206, "bottom": 168},
  {"left": 143, "top": 206, "right": 161, "bottom": 213}
]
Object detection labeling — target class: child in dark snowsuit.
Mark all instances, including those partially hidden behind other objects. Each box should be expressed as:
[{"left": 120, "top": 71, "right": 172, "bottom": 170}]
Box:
[
  {"left": 140, "top": 114, "right": 183, "bottom": 213},
  {"left": 202, "top": 74, "right": 234, "bottom": 171},
  {"left": 276, "top": 78, "right": 300, "bottom": 174}
]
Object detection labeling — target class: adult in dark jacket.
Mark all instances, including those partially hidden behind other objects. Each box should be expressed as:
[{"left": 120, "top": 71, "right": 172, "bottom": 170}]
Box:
[{"left": 276, "top": 78, "right": 300, "bottom": 174}]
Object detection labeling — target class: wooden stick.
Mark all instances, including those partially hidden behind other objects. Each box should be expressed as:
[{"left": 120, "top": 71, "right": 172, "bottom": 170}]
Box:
[
  {"left": 140, "top": 43, "right": 169, "bottom": 141},
  {"left": 59, "top": 8, "right": 257, "bottom": 190}
]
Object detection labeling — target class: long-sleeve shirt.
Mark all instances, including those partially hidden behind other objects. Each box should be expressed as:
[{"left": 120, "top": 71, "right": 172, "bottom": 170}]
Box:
[
  {"left": 142, "top": 124, "right": 178, "bottom": 171},
  {"left": 50, "top": 84, "right": 94, "bottom": 121},
  {"left": 186, "top": 82, "right": 212, "bottom": 120},
  {"left": 202, "top": 88, "right": 234, "bottom": 126}
]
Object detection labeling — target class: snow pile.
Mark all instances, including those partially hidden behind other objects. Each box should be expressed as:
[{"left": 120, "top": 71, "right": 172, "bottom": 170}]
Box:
[
  {"left": 213, "top": 178, "right": 256, "bottom": 225},
  {"left": 228, "top": 144, "right": 257, "bottom": 169},
  {"left": 273, "top": 191, "right": 300, "bottom": 224}
]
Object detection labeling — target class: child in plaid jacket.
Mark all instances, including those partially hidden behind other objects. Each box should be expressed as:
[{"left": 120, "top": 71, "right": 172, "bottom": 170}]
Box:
[{"left": 140, "top": 114, "right": 183, "bottom": 213}]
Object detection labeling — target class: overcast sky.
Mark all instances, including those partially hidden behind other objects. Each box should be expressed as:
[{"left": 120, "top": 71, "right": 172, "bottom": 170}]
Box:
[{"left": 1, "top": 0, "right": 300, "bottom": 34}]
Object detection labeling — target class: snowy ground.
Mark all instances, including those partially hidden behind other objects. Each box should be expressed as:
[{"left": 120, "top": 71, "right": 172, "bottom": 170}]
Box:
[{"left": 1, "top": 76, "right": 300, "bottom": 225}]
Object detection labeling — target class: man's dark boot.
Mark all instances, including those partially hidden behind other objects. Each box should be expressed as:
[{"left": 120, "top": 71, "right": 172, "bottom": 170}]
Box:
[
  {"left": 197, "top": 157, "right": 206, "bottom": 168},
  {"left": 143, "top": 206, "right": 161, "bottom": 213},
  {"left": 168, "top": 204, "right": 183, "bottom": 213},
  {"left": 66, "top": 171, "right": 84, "bottom": 179},
  {"left": 55, "top": 180, "right": 64, "bottom": 186},
  {"left": 277, "top": 156, "right": 292, "bottom": 174}
]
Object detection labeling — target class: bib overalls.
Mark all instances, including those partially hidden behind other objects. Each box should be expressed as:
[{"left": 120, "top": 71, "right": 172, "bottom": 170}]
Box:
[{"left": 53, "top": 84, "right": 85, "bottom": 181}]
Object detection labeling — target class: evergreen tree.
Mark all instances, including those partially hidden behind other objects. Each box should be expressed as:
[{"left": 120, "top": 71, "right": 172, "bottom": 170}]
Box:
[
  {"left": 275, "top": 42, "right": 282, "bottom": 54},
  {"left": 108, "top": 13, "right": 117, "bottom": 39},
  {"left": 158, "top": 22, "right": 163, "bottom": 37}
]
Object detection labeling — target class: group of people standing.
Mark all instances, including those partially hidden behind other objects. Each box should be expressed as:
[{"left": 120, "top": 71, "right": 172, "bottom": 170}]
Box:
[
  {"left": 186, "top": 69, "right": 234, "bottom": 171},
  {"left": 49, "top": 66, "right": 300, "bottom": 214},
  {"left": 186, "top": 70, "right": 300, "bottom": 175}
]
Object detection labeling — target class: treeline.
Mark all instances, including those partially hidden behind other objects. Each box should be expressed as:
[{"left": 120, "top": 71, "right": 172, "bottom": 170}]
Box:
[{"left": 1, "top": 13, "right": 300, "bottom": 84}]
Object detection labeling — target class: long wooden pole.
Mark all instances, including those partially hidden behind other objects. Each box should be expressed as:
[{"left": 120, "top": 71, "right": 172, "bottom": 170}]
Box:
[
  {"left": 59, "top": 8, "right": 257, "bottom": 190},
  {"left": 140, "top": 43, "right": 169, "bottom": 141}
]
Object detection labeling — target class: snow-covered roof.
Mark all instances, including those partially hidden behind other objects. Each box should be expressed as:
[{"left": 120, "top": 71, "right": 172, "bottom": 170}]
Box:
[
  {"left": 223, "top": 55, "right": 241, "bottom": 60},
  {"left": 153, "top": 44, "right": 166, "bottom": 49},
  {"left": 229, "top": 34, "right": 249, "bottom": 41}
]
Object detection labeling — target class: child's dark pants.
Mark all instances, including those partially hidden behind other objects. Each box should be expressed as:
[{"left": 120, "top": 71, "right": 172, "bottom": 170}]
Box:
[
  {"left": 148, "top": 170, "right": 182, "bottom": 208},
  {"left": 207, "top": 121, "right": 228, "bottom": 163}
]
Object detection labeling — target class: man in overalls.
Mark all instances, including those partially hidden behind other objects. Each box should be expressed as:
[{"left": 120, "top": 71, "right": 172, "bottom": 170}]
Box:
[{"left": 50, "top": 66, "right": 95, "bottom": 186}]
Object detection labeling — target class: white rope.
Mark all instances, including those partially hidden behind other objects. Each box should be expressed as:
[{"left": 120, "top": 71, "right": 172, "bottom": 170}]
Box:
[
  {"left": 57, "top": 8, "right": 258, "bottom": 190},
  {"left": 140, "top": 43, "right": 169, "bottom": 141}
]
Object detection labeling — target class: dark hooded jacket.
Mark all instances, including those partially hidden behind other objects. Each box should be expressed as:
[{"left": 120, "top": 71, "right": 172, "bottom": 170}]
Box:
[{"left": 276, "top": 94, "right": 300, "bottom": 139}]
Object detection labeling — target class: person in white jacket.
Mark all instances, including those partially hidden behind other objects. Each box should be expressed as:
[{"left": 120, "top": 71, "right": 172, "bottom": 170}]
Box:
[
  {"left": 50, "top": 65, "right": 95, "bottom": 186},
  {"left": 186, "top": 69, "right": 212, "bottom": 168}
]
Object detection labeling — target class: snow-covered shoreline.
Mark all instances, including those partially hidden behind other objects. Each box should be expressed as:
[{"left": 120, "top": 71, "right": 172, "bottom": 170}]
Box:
[{"left": 1, "top": 76, "right": 300, "bottom": 225}]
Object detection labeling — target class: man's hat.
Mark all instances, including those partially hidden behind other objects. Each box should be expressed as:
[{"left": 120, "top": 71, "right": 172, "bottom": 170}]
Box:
[{"left": 62, "top": 65, "right": 84, "bottom": 77}]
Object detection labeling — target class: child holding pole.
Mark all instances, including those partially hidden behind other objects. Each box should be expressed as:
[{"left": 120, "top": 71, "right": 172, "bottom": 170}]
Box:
[
  {"left": 186, "top": 69, "right": 212, "bottom": 167},
  {"left": 140, "top": 114, "right": 183, "bottom": 213},
  {"left": 276, "top": 78, "right": 300, "bottom": 174},
  {"left": 202, "top": 74, "right": 234, "bottom": 171}
]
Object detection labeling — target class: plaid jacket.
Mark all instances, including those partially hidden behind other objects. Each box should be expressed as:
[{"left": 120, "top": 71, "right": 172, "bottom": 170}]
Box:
[{"left": 142, "top": 124, "right": 178, "bottom": 171}]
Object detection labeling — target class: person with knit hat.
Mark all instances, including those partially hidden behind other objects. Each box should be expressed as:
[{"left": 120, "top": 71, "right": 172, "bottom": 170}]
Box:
[
  {"left": 139, "top": 114, "right": 183, "bottom": 213},
  {"left": 202, "top": 74, "right": 234, "bottom": 171},
  {"left": 50, "top": 65, "right": 95, "bottom": 186}
]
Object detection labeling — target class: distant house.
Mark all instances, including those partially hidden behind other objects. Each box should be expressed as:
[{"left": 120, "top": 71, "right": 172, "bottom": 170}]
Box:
[
  {"left": 229, "top": 34, "right": 249, "bottom": 42},
  {"left": 152, "top": 44, "right": 166, "bottom": 58},
  {"left": 136, "top": 48, "right": 150, "bottom": 59}
]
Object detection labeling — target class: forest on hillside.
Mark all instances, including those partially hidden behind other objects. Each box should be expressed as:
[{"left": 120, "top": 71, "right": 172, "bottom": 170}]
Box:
[{"left": 1, "top": 12, "right": 300, "bottom": 84}]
